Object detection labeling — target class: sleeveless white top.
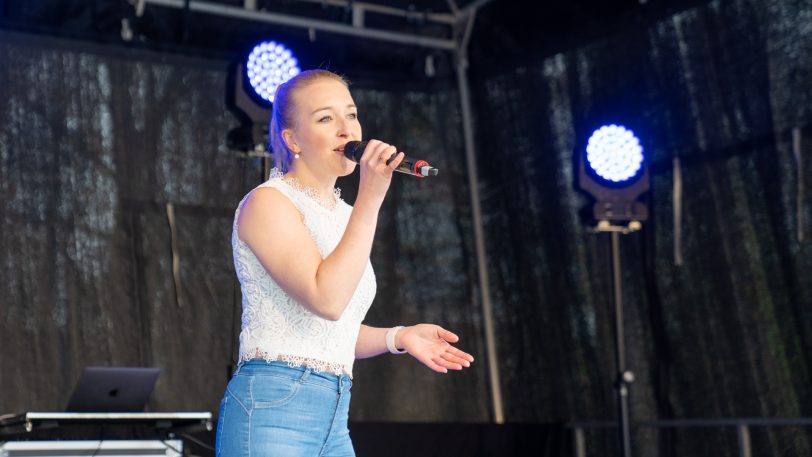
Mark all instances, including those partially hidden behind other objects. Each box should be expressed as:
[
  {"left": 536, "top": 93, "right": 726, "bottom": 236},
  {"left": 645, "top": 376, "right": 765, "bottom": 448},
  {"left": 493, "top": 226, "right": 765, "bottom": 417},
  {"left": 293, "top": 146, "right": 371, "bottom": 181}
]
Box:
[{"left": 232, "top": 169, "right": 377, "bottom": 376}]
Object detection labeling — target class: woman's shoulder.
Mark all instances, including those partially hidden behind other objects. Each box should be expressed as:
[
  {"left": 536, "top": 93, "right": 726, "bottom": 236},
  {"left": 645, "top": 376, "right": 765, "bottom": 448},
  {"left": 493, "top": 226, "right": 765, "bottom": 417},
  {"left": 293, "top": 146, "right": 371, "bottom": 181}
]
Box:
[
  {"left": 240, "top": 184, "right": 299, "bottom": 220},
  {"left": 239, "top": 170, "right": 296, "bottom": 212},
  {"left": 236, "top": 178, "right": 302, "bottom": 235},
  {"left": 255, "top": 169, "right": 290, "bottom": 193},
  {"left": 236, "top": 169, "right": 340, "bottom": 225}
]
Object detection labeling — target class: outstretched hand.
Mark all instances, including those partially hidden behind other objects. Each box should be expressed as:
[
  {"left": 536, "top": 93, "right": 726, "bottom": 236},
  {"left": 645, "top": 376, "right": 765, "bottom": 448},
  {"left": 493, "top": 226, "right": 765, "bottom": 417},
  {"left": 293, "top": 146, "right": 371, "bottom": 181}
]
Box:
[{"left": 397, "top": 324, "right": 475, "bottom": 374}]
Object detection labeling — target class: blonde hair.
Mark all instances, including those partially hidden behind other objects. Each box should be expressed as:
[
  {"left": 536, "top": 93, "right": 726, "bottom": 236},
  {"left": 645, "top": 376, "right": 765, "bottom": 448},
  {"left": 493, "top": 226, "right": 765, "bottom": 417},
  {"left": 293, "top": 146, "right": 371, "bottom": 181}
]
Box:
[{"left": 268, "top": 70, "right": 350, "bottom": 172}]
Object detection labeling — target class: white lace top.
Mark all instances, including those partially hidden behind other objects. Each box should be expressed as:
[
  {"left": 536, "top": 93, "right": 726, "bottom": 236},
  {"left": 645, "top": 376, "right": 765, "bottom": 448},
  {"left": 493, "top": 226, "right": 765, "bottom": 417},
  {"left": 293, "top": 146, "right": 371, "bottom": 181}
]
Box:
[{"left": 232, "top": 169, "right": 376, "bottom": 377}]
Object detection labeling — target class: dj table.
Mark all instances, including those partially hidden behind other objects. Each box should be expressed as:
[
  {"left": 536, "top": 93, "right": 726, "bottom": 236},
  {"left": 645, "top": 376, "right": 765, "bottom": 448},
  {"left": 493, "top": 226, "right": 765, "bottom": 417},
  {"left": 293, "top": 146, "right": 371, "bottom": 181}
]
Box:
[
  {"left": 0, "top": 412, "right": 213, "bottom": 456},
  {"left": 0, "top": 439, "right": 185, "bottom": 456},
  {"left": 0, "top": 412, "right": 212, "bottom": 436}
]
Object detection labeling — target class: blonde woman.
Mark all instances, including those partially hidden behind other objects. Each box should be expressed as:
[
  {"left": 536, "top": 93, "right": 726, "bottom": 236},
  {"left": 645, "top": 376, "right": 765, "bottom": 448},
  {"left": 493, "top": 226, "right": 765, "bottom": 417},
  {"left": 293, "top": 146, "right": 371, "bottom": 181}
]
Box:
[{"left": 215, "top": 69, "right": 474, "bottom": 457}]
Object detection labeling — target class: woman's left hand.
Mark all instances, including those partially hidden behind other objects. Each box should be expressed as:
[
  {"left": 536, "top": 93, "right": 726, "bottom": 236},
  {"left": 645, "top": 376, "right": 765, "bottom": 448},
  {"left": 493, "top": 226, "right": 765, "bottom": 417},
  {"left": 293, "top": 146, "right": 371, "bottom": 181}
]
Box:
[{"left": 397, "top": 324, "right": 475, "bottom": 373}]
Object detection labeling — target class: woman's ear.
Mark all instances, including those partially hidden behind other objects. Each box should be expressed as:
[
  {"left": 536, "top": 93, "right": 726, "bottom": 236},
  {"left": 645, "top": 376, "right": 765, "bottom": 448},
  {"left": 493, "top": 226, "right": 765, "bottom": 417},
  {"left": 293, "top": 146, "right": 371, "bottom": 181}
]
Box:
[{"left": 281, "top": 129, "right": 300, "bottom": 153}]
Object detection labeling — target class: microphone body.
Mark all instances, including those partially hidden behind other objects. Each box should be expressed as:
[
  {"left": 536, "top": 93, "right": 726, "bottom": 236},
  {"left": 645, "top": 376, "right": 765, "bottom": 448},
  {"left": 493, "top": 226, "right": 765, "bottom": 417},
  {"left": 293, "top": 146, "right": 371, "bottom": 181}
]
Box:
[{"left": 343, "top": 141, "right": 439, "bottom": 178}]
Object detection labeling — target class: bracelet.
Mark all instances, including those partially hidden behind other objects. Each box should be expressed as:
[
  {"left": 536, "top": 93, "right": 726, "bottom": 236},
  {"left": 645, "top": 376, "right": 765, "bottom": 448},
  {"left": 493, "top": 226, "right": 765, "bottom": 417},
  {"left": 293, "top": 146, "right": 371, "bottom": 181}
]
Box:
[{"left": 386, "top": 326, "right": 407, "bottom": 354}]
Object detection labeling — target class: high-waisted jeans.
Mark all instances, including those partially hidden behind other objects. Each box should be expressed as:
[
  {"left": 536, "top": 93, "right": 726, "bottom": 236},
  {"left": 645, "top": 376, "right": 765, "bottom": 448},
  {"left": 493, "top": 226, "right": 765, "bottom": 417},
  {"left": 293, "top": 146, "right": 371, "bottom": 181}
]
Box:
[{"left": 215, "top": 360, "right": 355, "bottom": 457}]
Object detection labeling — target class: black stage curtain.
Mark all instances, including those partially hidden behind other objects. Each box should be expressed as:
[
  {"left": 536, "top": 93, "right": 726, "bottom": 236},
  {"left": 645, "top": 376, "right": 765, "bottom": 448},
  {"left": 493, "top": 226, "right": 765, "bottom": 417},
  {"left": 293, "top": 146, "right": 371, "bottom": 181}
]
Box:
[
  {"left": 2, "top": 0, "right": 812, "bottom": 455},
  {"left": 471, "top": 0, "right": 812, "bottom": 455},
  {"left": 0, "top": 29, "right": 488, "bottom": 425}
]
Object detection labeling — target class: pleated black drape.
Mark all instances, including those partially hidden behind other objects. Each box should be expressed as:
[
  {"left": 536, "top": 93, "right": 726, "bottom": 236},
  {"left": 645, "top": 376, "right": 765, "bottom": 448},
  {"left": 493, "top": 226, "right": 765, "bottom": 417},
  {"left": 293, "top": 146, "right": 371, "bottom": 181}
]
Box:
[
  {"left": 2, "top": 0, "right": 812, "bottom": 455},
  {"left": 0, "top": 31, "right": 488, "bottom": 423},
  {"left": 471, "top": 0, "right": 812, "bottom": 455},
  {"left": 0, "top": 31, "right": 255, "bottom": 414}
]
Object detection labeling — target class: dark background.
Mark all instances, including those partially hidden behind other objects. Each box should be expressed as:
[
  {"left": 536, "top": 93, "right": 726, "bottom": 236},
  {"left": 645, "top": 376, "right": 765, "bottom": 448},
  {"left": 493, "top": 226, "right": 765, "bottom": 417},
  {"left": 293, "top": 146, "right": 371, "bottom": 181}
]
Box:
[{"left": 1, "top": 0, "right": 811, "bottom": 455}]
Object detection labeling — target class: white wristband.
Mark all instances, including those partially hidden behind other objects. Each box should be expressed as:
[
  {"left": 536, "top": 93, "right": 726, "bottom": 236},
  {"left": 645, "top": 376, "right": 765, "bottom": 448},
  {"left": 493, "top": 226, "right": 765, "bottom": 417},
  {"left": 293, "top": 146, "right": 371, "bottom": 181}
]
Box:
[{"left": 386, "top": 326, "right": 407, "bottom": 354}]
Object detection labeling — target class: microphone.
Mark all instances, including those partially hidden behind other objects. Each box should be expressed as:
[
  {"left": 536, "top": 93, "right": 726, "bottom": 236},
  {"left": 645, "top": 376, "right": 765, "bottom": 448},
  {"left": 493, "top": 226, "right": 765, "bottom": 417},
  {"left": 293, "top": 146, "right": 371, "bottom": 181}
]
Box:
[{"left": 343, "top": 141, "right": 439, "bottom": 178}]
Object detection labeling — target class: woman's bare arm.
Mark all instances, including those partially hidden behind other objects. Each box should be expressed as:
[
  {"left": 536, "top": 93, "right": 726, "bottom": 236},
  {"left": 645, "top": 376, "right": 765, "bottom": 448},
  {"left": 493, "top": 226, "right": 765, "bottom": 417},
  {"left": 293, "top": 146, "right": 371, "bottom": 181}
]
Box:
[{"left": 238, "top": 141, "right": 404, "bottom": 320}]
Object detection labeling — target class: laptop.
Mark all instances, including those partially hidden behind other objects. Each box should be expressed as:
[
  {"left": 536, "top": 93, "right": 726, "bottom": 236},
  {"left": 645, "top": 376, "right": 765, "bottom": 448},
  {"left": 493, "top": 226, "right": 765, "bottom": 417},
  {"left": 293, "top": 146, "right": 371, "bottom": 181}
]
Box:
[{"left": 65, "top": 367, "right": 161, "bottom": 412}]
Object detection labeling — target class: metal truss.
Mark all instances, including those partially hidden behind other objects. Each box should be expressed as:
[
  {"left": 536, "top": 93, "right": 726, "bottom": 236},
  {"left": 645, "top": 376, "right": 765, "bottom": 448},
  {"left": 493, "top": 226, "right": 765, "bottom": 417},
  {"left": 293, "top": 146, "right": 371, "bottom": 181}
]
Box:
[{"left": 133, "top": 0, "right": 491, "bottom": 51}]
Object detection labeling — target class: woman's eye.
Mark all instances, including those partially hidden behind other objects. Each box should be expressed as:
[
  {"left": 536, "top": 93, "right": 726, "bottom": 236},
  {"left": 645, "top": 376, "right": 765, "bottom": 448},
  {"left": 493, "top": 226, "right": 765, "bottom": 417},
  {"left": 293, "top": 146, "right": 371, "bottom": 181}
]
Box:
[
  {"left": 318, "top": 116, "right": 332, "bottom": 123},
  {"left": 347, "top": 113, "right": 358, "bottom": 120}
]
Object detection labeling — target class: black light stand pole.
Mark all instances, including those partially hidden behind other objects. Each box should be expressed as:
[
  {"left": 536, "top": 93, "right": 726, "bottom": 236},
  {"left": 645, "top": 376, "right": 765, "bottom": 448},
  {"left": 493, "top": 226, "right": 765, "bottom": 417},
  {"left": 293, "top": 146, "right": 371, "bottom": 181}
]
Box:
[
  {"left": 609, "top": 229, "right": 633, "bottom": 457},
  {"left": 593, "top": 219, "right": 640, "bottom": 457}
]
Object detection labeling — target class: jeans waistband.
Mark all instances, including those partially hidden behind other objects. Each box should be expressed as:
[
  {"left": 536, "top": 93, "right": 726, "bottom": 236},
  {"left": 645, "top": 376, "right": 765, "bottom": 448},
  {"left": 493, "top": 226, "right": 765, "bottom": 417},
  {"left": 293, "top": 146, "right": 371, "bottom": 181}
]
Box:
[{"left": 235, "top": 359, "right": 352, "bottom": 392}]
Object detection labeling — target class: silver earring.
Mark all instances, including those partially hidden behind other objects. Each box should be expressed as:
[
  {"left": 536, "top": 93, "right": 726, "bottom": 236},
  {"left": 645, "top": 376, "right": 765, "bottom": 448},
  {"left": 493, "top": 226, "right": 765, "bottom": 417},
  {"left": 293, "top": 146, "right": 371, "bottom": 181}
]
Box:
[{"left": 294, "top": 153, "right": 300, "bottom": 159}]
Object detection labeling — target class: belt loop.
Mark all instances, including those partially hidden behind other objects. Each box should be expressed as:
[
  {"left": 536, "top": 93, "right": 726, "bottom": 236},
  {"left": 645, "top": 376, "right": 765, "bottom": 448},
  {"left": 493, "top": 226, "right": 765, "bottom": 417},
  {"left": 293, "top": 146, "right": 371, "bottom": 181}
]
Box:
[{"left": 298, "top": 366, "right": 311, "bottom": 383}]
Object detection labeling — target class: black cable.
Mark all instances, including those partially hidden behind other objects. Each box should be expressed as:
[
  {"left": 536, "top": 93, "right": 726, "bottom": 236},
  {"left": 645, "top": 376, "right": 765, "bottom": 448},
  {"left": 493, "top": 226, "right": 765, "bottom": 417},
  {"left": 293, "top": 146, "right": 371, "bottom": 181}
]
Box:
[
  {"left": 180, "top": 0, "right": 191, "bottom": 44},
  {"left": 177, "top": 431, "right": 216, "bottom": 452},
  {"left": 89, "top": 441, "right": 103, "bottom": 457},
  {"left": 89, "top": 425, "right": 104, "bottom": 457}
]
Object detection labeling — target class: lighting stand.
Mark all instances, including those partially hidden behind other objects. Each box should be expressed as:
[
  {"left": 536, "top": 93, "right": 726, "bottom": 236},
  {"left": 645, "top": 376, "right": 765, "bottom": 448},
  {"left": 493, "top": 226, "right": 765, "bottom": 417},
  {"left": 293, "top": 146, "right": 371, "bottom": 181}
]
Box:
[{"left": 594, "top": 219, "right": 641, "bottom": 457}]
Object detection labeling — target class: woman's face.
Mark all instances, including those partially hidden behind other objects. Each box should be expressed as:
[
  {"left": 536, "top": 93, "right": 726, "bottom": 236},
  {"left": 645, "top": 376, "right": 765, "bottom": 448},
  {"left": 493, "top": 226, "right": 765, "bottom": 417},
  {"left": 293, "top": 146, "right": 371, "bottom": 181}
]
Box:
[{"left": 285, "top": 78, "right": 362, "bottom": 178}]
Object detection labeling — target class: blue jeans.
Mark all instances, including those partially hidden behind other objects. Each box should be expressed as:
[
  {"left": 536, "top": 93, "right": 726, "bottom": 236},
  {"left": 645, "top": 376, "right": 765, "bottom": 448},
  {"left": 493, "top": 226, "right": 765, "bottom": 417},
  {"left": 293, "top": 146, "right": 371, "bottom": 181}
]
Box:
[{"left": 215, "top": 360, "right": 355, "bottom": 457}]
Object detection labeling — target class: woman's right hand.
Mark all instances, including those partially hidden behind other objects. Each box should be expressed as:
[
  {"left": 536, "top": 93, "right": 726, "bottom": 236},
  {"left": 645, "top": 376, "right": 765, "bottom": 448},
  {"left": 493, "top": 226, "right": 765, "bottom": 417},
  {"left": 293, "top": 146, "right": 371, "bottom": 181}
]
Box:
[{"left": 355, "top": 139, "right": 405, "bottom": 207}]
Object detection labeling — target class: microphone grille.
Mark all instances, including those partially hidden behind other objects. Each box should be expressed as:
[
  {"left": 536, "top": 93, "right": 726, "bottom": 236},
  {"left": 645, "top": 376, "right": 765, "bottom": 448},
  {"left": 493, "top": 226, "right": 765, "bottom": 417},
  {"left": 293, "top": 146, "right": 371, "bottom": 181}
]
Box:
[{"left": 344, "top": 141, "right": 366, "bottom": 162}]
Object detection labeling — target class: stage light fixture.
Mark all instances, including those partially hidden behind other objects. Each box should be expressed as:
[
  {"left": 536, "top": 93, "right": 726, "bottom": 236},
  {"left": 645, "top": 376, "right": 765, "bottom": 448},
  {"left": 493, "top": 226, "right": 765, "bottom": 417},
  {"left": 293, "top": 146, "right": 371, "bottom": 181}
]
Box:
[
  {"left": 586, "top": 125, "right": 644, "bottom": 183},
  {"left": 245, "top": 41, "right": 301, "bottom": 104},
  {"left": 578, "top": 123, "right": 649, "bottom": 222},
  {"left": 226, "top": 40, "right": 302, "bottom": 179},
  {"left": 576, "top": 122, "right": 649, "bottom": 457}
]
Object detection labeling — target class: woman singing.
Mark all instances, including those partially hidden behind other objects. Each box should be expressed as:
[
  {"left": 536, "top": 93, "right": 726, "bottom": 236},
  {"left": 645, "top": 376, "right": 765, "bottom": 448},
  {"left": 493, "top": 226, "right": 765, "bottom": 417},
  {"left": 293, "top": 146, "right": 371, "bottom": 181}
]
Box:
[{"left": 215, "top": 69, "right": 475, "bottom": 457}]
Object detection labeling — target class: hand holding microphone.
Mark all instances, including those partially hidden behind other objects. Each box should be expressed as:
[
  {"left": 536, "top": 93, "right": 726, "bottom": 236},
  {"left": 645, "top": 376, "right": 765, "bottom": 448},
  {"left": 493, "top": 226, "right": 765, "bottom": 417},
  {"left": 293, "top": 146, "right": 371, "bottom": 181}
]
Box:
[{"left": 343, "top": 141, "right": 439, "bottom": 178}]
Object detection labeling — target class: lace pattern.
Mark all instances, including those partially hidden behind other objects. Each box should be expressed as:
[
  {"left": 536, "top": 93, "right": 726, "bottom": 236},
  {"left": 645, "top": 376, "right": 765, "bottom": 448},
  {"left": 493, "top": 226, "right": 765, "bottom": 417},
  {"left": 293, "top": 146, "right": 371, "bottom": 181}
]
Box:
[
  {"left": 247, "top": 350, "right": 347, "bottom": 376},
  {"left": 232, "top": 169, "right": 376, "bottom": 377},
  {"left": 277, "top": 170, "right": 343, "bottom": 211}
]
